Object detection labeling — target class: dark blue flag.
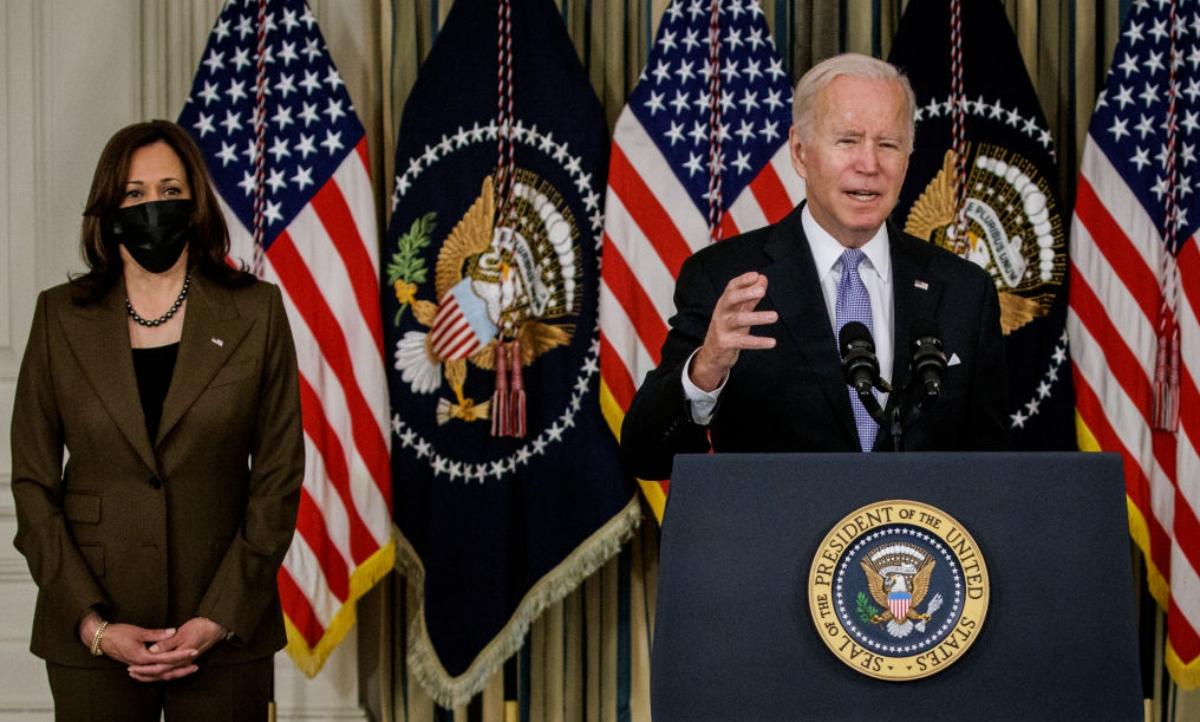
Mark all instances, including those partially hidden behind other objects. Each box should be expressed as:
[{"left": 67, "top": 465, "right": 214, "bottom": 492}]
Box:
[
  {"left": 383, "top": 0, "right": 639, "bottom": 706},
  {"left": 889, "top": 0, "right": 1076, "bottom": 450}
]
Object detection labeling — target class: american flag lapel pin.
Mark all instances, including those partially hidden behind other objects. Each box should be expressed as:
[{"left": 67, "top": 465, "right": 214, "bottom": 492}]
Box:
[
  {"left": 914, "top": 280, "right": 929, "bottom": 291},
  {"left": 211, "top": 337, "right": 224, "bottom": 347}
]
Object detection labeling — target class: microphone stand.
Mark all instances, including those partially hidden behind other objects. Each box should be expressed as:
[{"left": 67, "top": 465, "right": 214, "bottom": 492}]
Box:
[
  {"left": 879, "top": 380, "right": 935, "bottom": 452},
  {"left": 854, "top": 378, "right": 892, "bottom": 447},
  {"left": 890, "top": 401, "right": 904, "bottom": 453},
  {"left": 855, "top": 379, "right": 905, "bottom": 452}
]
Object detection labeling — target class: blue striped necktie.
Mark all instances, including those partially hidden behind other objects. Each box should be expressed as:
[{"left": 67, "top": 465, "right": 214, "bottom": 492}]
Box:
[{"left": 835, "top": 248, "right": 877, "bottom": 452}]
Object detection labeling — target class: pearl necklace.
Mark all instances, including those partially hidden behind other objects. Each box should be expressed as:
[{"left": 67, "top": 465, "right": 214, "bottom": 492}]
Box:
[{"left": 126, "top": 273, "right": 190, "bottom": 328}]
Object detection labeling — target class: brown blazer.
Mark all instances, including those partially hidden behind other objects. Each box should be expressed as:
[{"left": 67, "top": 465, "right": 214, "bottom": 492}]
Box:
[{"left": 10, "top": 272, "right": 304, "bottom": 668}]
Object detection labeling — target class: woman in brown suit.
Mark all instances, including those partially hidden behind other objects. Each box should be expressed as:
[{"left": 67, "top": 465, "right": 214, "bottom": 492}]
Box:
[{"left": 10, "top": 120, "right": 304, "bottom": 721}]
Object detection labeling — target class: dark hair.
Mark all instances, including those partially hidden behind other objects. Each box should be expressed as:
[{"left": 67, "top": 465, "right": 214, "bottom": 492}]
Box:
[{"left": 70, "top": 120, "right": 254, "bottom": 303}]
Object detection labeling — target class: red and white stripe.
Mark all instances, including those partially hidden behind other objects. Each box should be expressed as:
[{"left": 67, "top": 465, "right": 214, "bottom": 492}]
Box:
[
  {"left": 1069, "top": 136, "right": 1200, "bottom": 678},
  {"left": 429, "top": 294, "right": 483, "bottom": 360},
  {"left": 598, "top": 108, "right": 804, "bottom": 506},
  {"left": 221, "top": 138, "right": 393, "bottom": 665}
]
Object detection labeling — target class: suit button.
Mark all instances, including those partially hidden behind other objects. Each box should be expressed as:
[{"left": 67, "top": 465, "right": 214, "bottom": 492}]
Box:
[{"left": 149, "top": 475, "right": 162, "bottom": 489}]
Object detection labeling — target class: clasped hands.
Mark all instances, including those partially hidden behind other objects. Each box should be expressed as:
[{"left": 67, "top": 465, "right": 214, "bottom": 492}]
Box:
[
  {"left": 78, "top": 610, "right": 228, "bottom": 682},
  {"left": 688, "top": 271, "right": 777, "bottom": 391}
]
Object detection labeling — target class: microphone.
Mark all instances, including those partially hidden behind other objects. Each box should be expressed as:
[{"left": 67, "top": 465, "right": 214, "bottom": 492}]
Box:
[
  {"left": 838, "top": 321, "right": 883, "bottom": 394},
  {"left": 910, "top": 319, "right": 948, "bottom": 399}
]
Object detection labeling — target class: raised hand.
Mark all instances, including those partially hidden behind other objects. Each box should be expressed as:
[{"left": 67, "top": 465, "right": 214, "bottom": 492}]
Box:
[{"left": 689, "top": 271, "right": 778, "bottom": 391}]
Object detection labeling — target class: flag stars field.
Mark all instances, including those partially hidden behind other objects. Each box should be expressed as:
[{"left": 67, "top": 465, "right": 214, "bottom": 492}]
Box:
[{"left": 181, "top": 6, "right": 361, "bottom": 233}]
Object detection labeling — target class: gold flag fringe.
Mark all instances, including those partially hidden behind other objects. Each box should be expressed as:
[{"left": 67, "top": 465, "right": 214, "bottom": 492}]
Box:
[
  {"left": 396, "top": 495, "right": 642, "bottom": 708},
  {"left": 283, "top": 535, "right": 398, "bottom": 677}
]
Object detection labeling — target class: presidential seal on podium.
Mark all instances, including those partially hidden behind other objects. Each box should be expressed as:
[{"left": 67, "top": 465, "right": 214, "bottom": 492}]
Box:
[{"left": 808, "top": 500, "right": 990, "bottom": 681}]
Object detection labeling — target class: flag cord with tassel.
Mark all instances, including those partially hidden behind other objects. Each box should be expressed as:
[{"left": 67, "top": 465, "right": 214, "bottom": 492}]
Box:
[
  {"left": 493, "top": 0, "right": 526, "bottom": 438},
  {"left": 1153, "top": 0, "right": 1182, "bottom": 431},
  {"left": 706, "top": 0, "right": 723, "bottom": 242},
  {"left": 252, "top": 3, "right": 275, "bottom": 711},
  {"left": 496, "top": 0, "right": 516, "bottom": 217},
  {"left": 949, "top": 0, "right": 969, "bottom": 248},
  {"left": 251, "top": 0, "right": 269, "bottom": 279}
]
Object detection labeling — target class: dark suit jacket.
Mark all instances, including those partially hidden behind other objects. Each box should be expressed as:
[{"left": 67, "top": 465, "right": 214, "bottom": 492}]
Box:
[
  {"left": 620, "top": 204, "right": 1009, "bottom": 480},
  {"left": 10, "top": 272, "right": 304, "bottom": 667}
]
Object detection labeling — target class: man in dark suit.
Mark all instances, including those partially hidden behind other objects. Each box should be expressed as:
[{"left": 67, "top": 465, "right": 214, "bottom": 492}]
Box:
[{"left": 621, "top": 53, "right": 1008, "bottom": 481}]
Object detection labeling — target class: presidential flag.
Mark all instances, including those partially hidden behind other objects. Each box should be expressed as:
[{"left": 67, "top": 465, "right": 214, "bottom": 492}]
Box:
[
  {"left": 889, "top": 0, "right": 1075, "bottom": 451},
  {"left": 1069, "top": 0, "right": 1200, "bottom": 688},
  {"left": 383, "top": 0, "right": 639, "bottom": 706},
  {"left": 178, "top": 0, "right": 394, "bottom": 676},
  {"left": 598, "top": 0, "right": 805, "bottom": 521}
]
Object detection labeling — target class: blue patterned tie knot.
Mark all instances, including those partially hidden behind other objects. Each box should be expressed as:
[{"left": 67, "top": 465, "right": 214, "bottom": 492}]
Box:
[{"left": 835, "top": 248, "right": 877, "bottom": 452}]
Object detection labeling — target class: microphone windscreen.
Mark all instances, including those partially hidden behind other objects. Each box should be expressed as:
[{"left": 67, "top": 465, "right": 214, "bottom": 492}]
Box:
[{"left": 838, "top": 321, "right": 874, "bottom": 356}]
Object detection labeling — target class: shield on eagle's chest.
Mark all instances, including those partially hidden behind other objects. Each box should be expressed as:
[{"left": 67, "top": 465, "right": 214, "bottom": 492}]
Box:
[
  {"left": 429, "top": 279, "right": 495, "bottom": 360},
  {"left": 888, "top": 591, "right": 912, "bottom": 620}
]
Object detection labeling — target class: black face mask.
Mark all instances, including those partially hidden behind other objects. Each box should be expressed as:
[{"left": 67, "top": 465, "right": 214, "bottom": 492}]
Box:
[{"left": 103, "top": 199, "right": 194, "bottom": 273}]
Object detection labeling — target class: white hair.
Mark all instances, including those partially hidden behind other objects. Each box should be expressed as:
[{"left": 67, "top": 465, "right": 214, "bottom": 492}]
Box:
[{"left": 791, "top": 53, "right": 917, "bottom": 151}]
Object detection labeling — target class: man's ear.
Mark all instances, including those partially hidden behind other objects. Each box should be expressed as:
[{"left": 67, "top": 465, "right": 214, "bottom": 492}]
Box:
[{"left": 788, "top": 125, "right": 807, "bottom": 179}]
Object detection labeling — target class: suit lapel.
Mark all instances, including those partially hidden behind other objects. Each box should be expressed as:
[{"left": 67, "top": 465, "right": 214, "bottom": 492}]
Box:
[
  {"left": 59, "top": 279, "right": 159, "bottom": 473},
  {"left": 761, "top": 206, "right": 859, "bottom": 446},
  {"left": 888, "top": 224, "right": 945, "bottom": 395},
  {"left": 875, "top": 226, "right": 945, "bottom": 451},
  {"left": 156, "top": 274, "right": 253, "bottom": 446}
]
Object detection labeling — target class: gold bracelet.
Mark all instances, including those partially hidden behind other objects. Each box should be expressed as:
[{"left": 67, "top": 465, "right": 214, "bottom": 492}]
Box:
[{"left": 89, "top": 620, "right": 109, "bottom": 657}]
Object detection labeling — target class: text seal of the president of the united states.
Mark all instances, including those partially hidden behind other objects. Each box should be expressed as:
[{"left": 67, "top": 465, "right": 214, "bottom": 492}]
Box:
[{"left": 808, "top": 500, "right": 990, "bottom": 681}]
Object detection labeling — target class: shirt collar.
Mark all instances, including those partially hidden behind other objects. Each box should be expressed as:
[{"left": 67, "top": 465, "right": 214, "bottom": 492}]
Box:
[{"left": 801, "top": 204, "right": 892, "bottom": 285}]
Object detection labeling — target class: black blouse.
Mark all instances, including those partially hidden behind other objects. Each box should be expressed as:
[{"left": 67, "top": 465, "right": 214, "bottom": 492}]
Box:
[{"left": 132, "top": 343, "right": 179, "bottom": 441}]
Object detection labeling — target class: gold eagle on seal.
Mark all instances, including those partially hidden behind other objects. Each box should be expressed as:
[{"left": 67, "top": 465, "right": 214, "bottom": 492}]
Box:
[
  {"left": 904, "top": 147, "right": 1062, "bottom": 335},
  {"left": 860, "top": 544, "right": 944, "bottom": 639},
  {"left": 392, "top": 172, "right": 580, "bottom": 424}
]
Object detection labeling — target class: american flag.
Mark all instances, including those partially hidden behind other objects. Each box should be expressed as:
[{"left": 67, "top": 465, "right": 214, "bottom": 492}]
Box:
[
  {"left": 178, "top": 0, "right": 393, "bottom": 676},
  {"left": 1069, "top": 0, "right": 1200, "bottom": 688},
  {"left": 598, "top": 0, "right": 804, "bottom": 520}
]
